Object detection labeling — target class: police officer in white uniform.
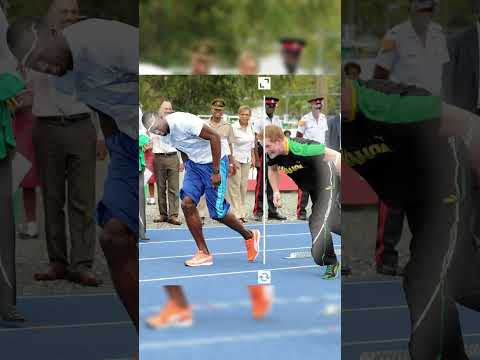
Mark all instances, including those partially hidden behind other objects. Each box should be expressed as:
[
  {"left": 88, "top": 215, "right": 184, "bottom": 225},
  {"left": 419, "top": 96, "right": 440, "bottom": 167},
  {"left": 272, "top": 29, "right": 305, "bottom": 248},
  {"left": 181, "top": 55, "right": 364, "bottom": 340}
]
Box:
[
  {"left": 296, "top": 97, "right": 328, "bottom": 220},
  {"left": 252, "top": 97, "right": 286, "bottom": 221},
  {"left": 372, "top": 0, "right": 450, "bottom": 276},
  {"left": 374, "top": 0, "right": 449, "bottom": 95}
]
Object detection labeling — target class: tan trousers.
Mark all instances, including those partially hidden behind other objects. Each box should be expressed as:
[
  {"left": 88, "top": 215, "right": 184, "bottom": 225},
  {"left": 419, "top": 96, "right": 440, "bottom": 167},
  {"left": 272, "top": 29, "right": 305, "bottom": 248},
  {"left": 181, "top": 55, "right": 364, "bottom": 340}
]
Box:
[
  {"left": 153, "top": 153, "right": 179, "bottom": 217},
  {"left": 227, "top": 162, "right": 250, "bottom": 219}
]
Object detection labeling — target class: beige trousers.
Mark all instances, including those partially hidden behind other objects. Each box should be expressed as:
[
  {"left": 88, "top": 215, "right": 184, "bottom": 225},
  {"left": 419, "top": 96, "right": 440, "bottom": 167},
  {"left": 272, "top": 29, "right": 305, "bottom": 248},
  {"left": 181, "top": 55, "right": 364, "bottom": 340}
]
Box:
[{"left": 227, "top": 162, "right": 250, "bottom": 218}]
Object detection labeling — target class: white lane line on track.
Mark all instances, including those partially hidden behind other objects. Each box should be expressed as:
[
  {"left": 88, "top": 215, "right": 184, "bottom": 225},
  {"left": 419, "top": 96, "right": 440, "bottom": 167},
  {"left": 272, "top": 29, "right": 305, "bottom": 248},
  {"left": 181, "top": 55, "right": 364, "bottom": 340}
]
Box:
[
  {"left": 140, "top": 327, "right": 339, "bottom": 350},
  {"left": 140, "top": 295, "right": 341, "bottom": 315},
  {"left": 342, "top": 305, "right": 408, "bottom": 312},
  {"left": 140, "top": 245, "right": 341, "bottom": 261},
  {"left": 18, "top": 293, "right": 117, "bottom": 300},
  {"left": 343, "top": 280, "right": 402, "bottom": 286},
  {"left": 0, "top": 321, "right": 132, "bottom": 333},
  {"left": 343, "top": 333, "right": 480, "bottom": 347},
  {"left": 140, "top": 265, "right": 321, "bottom": 282},
  {"left": 147, "top": 221, "right": 308, "bottom": 232},
  {"left": 140, "top": 232, "right": 312, "bottom": 245}
]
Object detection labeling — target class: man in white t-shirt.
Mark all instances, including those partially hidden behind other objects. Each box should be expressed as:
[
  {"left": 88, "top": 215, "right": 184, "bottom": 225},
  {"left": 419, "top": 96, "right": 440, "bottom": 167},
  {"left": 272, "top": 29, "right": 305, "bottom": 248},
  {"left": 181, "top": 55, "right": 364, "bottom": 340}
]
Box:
[
  {"left": 296, "top": 97, "right": 328, "bottom": 220},
  {"left": 142, "top": 111, "right": 261, "bottom": 267},
  {"left": 6, "top": 16, "right": 139, "bottom": 334}
]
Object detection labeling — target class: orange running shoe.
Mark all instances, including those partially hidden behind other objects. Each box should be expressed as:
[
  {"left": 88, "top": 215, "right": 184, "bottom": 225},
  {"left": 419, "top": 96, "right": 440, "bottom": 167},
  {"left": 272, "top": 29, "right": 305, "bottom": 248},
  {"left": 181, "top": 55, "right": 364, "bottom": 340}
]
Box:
[
  {"left": 249, "top": 285, "right": 273, "bottom": 320},
  {"left": 184, "top": 251, "right": 213, "bottom": 267},
  {"left": 245, "top": 229, "right": 260, "bottom": 262},
  {"left": 146, "top": 301, "right": 193, "bottom": 329}
]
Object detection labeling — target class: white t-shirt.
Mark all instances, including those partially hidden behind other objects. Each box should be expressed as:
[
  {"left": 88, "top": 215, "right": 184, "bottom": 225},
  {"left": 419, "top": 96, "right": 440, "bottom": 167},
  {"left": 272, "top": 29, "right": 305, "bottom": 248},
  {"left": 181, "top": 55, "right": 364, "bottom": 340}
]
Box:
[
  {"left": 297, "top": 112, "right": 328, "bottom": 144},
  {"left": 231, "top": 121, "right": 255, "bottom": 163},
  {"left": 165, "top": 112, "right": 229, "bottom": 164},
  {"left": 54, "top": 19, "right": 139, "bottom": 139}
]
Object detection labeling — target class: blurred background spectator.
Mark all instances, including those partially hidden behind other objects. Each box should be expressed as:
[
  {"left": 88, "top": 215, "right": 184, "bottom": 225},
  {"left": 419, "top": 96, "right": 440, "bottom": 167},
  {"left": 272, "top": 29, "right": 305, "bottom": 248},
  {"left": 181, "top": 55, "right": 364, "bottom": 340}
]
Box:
[{"left": 140, "top": 0, "right": 340, "bottom": 75}]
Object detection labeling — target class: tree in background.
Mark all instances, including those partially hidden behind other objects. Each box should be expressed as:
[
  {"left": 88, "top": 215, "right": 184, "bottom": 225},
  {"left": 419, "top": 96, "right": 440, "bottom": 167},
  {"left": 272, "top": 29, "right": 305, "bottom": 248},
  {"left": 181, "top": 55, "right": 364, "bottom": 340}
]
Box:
[
  {"left": 139, "top": 75, "right": 340, "bottom": 123},
  {"left": 140, "top": 0, "right": 340, "bottom": 72}
]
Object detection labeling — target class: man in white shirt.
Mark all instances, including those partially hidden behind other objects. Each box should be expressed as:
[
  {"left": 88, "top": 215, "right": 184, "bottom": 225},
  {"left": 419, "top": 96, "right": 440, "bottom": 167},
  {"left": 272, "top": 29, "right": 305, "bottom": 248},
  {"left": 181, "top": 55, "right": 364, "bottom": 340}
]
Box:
[
  {"left": 296, "top": 97, "right": 329, "bottom": 220},
  {"left": 28, "top": 0, "right": 106, "bottom": 287},
  {"left": 142, "top": 111, "right": 261, "bottom": 267},
  {"left": 151, "top": 101, "right": 182, "bottom": 225},
  {"left": 372, "top": 0, "right": 449, "bottom": 276},
  {"left": 252, "top": 97, "right": 286, "bottom": 221},
  {"left": 7, "top": 15, "right": 140, "bottom": 332}
]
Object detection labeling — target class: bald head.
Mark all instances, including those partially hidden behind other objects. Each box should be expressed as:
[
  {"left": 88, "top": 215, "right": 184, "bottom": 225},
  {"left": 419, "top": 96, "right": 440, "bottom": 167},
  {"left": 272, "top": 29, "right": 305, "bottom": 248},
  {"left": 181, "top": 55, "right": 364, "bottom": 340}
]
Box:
[
  {"left": 47, "top": 0, "right": 80, "bottom": 30},
  {"left": 159, "top": 101, "right": 173, "bottom": 116},
  {"left": 7, "top": 16, "right": 73, "bottom": 76}
]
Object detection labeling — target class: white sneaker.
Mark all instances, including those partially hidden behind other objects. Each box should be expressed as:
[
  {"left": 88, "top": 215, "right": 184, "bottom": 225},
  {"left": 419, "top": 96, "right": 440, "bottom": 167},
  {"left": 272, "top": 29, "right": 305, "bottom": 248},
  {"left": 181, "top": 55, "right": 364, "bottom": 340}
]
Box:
[{"left": 147, "top": 198, "right": 156, "bottom": 205}]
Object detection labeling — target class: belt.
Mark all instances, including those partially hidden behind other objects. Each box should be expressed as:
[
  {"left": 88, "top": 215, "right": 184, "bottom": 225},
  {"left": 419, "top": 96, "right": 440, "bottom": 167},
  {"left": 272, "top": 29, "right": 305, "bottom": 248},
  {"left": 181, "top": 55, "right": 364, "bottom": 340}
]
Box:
[
  {"left": 155, "top": 152, "right": 177, "bottom": 156},
  {"left": 37, "top": 113, "right": 91, "bottom": 123}
]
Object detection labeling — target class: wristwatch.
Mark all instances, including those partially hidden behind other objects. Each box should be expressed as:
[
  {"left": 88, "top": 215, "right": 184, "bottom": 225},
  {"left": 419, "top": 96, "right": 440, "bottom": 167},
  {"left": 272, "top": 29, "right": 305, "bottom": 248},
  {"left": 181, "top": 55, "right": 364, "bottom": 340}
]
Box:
[{"left": 212, "top": 167, "right": 220, "bottom": 175}]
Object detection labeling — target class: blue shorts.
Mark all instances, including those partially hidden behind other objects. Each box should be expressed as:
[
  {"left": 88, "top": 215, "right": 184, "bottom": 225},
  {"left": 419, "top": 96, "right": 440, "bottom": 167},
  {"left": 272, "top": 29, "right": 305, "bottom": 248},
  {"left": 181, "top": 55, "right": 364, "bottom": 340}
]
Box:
[
  {"left": 96, "top": 132, "right": 138, "bottom": 238},
  {"left": 180, "top": 156, "right": 230, "bottom": 220}
]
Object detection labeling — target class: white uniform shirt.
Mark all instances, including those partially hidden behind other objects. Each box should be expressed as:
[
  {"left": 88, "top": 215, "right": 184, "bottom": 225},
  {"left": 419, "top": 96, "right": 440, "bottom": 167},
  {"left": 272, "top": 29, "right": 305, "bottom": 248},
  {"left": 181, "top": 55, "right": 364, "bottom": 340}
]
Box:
[
  {"left": 231, "top": 121, "right": 255, "bottom": 163},
  {"left": 165, "top": 112, "right": 229, "bottom": 164},
  {"left": 297, "top": 111, "right": 328, "bottom": 144},
  {"left": 375, "top": 19, "right": 449, "bottom": 95},
  {"left": 53, "top": 19, "right": 139, "bottom": 139},
  {"left": 253, "top": 113, "right": 283, "bottom": 135}
]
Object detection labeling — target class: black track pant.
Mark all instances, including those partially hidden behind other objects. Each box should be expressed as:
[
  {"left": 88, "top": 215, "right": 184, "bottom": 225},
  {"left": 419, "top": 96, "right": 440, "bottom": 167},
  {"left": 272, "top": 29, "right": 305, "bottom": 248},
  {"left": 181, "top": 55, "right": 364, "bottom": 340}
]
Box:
[
  {"left": 402, "top": 144, "right": 480, "bottom": 359},
  {"left": 310, "top": 163, "right": 340, "bottom": 266}
]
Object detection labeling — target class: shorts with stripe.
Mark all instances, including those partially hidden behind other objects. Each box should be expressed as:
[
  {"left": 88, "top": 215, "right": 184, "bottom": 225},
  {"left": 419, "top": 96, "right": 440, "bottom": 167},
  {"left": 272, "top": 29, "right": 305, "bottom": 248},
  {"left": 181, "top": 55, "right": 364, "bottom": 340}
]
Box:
[{"left": 180, "top": 156, "right": 230, "bottom": 220}]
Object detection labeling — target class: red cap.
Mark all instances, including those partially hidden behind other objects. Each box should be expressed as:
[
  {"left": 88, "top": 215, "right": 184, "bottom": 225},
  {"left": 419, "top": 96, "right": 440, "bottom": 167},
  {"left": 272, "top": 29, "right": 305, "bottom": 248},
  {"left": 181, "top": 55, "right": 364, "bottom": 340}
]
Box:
[{"left": 265, "top": 97, "right": 280, "bottom": 106}]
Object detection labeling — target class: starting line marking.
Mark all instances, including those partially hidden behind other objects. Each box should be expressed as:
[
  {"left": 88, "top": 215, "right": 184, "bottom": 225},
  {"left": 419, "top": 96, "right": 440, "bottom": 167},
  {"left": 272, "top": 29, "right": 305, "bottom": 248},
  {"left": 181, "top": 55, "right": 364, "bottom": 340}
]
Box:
[
  {"left": 140, "top": 265, "right": 321, "bottom": 282},
  {"left": 140, "top": 232, "right": 312, "bottom": 245}
]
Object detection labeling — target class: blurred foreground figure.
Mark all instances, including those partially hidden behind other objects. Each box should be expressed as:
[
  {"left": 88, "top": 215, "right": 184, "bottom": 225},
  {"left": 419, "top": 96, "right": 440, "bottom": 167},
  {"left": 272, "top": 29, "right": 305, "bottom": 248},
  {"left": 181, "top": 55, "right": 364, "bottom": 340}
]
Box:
[
  {"left": 342, "top": 78, "right": 480, "bottom": 359},
  {"left": 146, "top": 285, "right": 273, "bottom": 329},
  {"left": 7, "top": 17, "right": 140, "bottom": 338}
]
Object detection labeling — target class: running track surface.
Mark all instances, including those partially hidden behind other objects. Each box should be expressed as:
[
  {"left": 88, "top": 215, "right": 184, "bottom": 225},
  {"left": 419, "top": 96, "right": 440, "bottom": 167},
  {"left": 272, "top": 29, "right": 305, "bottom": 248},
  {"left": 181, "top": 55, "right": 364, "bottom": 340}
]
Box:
[
  {"left": 343, "top": 280, "right": 480, "bottom": 359},
  {"left": 140, "top": 222, "right": 342, "bottom": 360},
  {"left": 0, "top": 293, "right": 136, "bottom": 360}
]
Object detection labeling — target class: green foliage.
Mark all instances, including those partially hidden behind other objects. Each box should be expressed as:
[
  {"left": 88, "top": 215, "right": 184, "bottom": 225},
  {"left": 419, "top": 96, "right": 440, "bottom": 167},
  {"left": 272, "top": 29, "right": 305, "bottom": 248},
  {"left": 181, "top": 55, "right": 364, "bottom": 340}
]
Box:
[
  {"left": 139, "top": 75, "right": 340, "bottom": 121},
  {"left": 140, "top": 0, "right": 340, "bottom": 70}
]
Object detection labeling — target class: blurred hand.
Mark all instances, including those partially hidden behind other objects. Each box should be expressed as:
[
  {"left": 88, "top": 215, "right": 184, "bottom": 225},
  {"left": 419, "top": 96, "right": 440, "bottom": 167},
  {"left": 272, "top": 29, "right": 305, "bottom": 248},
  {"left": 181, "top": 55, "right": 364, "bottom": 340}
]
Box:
[
  {"left": 15, "top": 88, "right": 33, "bottom": 109},
  {"left": 178, "top": 162, "right": 184, "bottom": 172},
  {"left": 96, "top": 140, "right": 107, "bottom": 160},
  {"left": 211, "top": 173, "right": 221, "bottom": 187},
  {"left": 143, "top": 142, "right": 152, "bottom": 151},
  {"left": 273, "top": 191, "right": 282, "bottom": 208},
  {"left": 228, "top": 163, "right": 236, "bottom": 177}
]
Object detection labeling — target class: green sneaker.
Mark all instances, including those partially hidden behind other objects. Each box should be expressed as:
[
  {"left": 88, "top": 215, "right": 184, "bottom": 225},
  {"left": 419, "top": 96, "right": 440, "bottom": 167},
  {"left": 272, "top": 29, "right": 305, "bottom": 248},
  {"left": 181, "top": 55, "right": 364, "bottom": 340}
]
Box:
[{"left": 322, "top": 262, "right": 340, "bottom": 280}]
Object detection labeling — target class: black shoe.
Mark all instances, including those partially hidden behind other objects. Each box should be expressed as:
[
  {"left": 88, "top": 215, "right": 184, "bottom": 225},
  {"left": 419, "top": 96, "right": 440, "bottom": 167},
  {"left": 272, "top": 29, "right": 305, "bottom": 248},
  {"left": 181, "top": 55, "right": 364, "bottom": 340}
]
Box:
[
  {"left": 297, "top": 214, "right": 307, "bottom": 221},
  {"left": 376, "top": 264, "right": 402, "bottom": 276},
  {"left": 253, "top": 214, "right": 263, "bottom": 222},
  {"left": 341, "top": 265, "right": 352, "bottom": 276},
  {"left": 1, "top": 306, "right": 26, "bottom": 322},
  {"left": 268, "top": 213, "right": 287, "bottom": 221}
]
